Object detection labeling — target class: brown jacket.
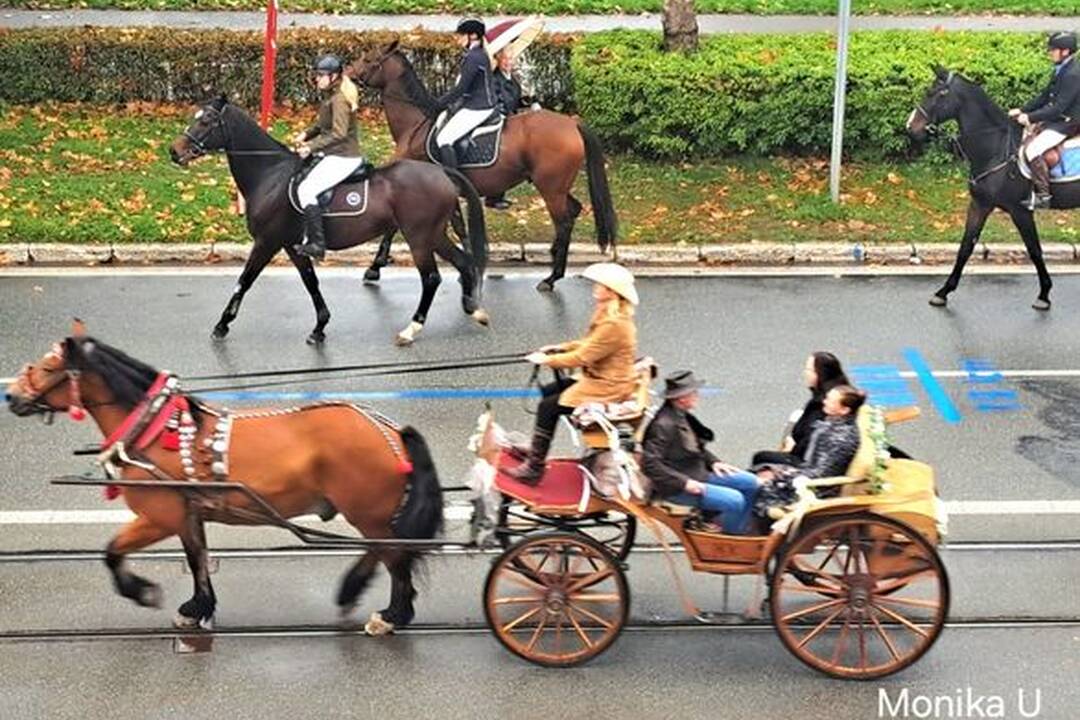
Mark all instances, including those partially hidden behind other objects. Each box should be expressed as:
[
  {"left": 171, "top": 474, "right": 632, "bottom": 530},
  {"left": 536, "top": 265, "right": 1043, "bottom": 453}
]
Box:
[
  {"left": 545, "top": 301, "right": 638, "bottom": 407},
  {"left": 303, "top": 85, "right": 361, "bottom": 157}
]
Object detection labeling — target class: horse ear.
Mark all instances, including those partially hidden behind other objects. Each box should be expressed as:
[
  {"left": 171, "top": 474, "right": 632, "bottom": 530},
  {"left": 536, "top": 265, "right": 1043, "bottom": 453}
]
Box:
[
  {"left": 385, "top": 38, "right": 400, "bottom": 54},
  {"left": 71, "top": 318, "right": 86, "bottom": 338},
  {"left": 932, "top": 64, "right": 949, "bottom": 80}
]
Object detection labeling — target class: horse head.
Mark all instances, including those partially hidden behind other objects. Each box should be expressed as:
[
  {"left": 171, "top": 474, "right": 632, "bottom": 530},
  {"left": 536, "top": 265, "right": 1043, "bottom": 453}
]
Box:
[
  {"left": 7, "top": 320, "right": 94, "bottom": 420},
  {"left": 170, "top": 95, "right": 231, "bottom": 166},
  {"left": 906, "top": 65, "right": 962, "bottom": 143},
  {"left": 350, "top": 40, "right": 402, "bottom": 90}
]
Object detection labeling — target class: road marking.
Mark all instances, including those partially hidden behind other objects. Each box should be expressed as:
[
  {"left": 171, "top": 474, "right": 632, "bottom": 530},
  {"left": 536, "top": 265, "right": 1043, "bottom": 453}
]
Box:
[
  {"left": 904, "top": 348, "right": 962, "bottom": 424},
  {"left": 1, "top": 500, "right": 1078, "bottom": 525}
]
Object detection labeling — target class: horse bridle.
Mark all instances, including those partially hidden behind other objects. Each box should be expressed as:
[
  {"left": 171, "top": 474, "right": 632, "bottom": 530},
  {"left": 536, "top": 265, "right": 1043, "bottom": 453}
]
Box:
[
  {"left": 182, "top": 107, "right": 233, "bottom": 159},
  {"left": 14, "top": 350, "right": 84, "bottom": 421}
]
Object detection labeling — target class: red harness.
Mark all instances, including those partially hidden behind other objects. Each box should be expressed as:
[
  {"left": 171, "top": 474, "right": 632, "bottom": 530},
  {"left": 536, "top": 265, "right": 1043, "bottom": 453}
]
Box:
[{"left": 100, "top": 373, "right": 189, "bottom": 452}]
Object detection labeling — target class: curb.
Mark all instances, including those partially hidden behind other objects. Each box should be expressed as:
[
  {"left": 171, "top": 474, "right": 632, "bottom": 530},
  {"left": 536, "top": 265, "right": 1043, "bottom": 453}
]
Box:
[{"left": 4, "top": 242, "right": 1077, "bottom": 268}]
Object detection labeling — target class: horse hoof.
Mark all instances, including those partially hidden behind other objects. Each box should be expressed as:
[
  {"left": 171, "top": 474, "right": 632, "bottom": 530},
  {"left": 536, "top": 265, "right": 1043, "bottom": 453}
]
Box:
[
  {"left": 306, "top": 331, "right": 326, "bottom": 346},
  {"left": 928, "top": 295, "right": 947, "bottom": 307},
  {"left": 536, "top": 279, "right": 555, "bottom": 293},
  {"left": 471, "top": 308, "right": 490, "bottom": 327},
  {"left": 1032, "top": 299, "right": 1051, "bottom": 311},
  {"left": 363, "top": 269, "right": 381, "bottom": 284},
  {"left": 395, "top": 321, "right": 423, "bottom": 346},
  {"left": 364, "top": 612, "right": 395, "bottom": 636},
  {"left": 211, "top": 326, "right": 229, "bottom": 340},
  {"left": 174, "top": 613, "right": 213, "bottom": 630},
  {"left": 139, "top": 584, "right": 163, "bottom": 609}
]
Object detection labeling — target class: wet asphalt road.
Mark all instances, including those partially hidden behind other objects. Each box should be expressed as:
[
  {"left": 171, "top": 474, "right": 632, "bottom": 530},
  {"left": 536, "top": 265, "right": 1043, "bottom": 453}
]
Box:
[{"left": 1, "top": 268, "right": 1078, "bottom": 720}]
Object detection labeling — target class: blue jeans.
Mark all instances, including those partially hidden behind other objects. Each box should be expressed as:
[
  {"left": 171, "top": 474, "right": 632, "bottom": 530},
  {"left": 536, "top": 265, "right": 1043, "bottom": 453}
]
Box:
[{"left": 669, "top": 471, "right": 759, "bottom": 535}]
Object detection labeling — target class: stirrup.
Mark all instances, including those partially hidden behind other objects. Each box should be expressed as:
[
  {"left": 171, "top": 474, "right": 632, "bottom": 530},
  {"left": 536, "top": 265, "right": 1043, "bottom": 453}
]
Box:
[
  {"left": 295, "top": 241, "right": 325, "bottom": 260},
  {"left": 1024, "top": 192, "right": 1052, "bottom": 211}
]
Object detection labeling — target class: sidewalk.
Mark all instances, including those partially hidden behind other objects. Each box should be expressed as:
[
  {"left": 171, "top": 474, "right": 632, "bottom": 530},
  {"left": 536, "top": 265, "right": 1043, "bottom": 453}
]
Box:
[
  {"left": 1, "top": 9, "right": 1075, "bottom": 34},
  {"left": 2, "top": 241, "right": 1076, "bottom": 267}
]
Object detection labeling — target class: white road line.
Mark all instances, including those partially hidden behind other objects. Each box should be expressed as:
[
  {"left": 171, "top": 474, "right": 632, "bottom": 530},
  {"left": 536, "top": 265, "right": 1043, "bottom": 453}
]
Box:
[{"left": 0, "top": 501, "right": 1078, "bottom": 525}]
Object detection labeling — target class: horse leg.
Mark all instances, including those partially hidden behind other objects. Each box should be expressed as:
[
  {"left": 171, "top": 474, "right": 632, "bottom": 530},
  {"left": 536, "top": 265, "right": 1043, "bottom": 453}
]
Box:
[
  {"left": 212, "top": 239, "right": 278, "bottom": 339},
  {"left": 104, "top": 516, "right": 174, "bottom": 609},
  {"left": 395, "top": 246, "right": 441, "bottom": 346},
  {"left": 174, "top": 509, "right": 216, "bottom": 629},
  {"left": 434, "top": 233, "right": 489, "bottom": 326},
  {"left": 364, "top": 230, "right": 395, "bottom": 284},
  {"left": 537, "top": 192, "right": 581, "bottom": 292},
  {"left": 365, "top": 551, "right": 418, "bottom": 636},
  {"left": 1006, "top": 206, "right": 1053, "bottom": 310},
  {"left": 931, "top": 199, "right": 993, "bottom": 307},
  {"left": 336, "top": 551, "right": 380, "bottom": 621},
  {"left": 284, "top": 244, "right": 331, "bottom": 345}
]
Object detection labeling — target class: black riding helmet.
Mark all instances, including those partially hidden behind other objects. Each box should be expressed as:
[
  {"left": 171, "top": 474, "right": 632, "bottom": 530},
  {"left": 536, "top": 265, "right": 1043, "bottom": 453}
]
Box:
[
  {"left": 1048, "top": 31, "right": 1077, "bottom": 53},
  {"left": 456, "top": 18, "right": 486, "bottom": 37},
  {"left": 313, "top": 54, "right": 344, "bottom": 75}
]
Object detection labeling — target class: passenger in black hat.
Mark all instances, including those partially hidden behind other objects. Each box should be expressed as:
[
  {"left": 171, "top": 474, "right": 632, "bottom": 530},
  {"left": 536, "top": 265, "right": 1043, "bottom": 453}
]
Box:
[{"left": 640, "top": 370, "right": 761, "bottom": 535}]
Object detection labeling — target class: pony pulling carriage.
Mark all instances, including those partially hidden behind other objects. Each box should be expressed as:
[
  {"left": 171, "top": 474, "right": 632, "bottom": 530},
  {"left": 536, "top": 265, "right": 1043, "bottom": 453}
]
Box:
[{"left": 6, "top": 328, "right": 948, "bottom": 680}]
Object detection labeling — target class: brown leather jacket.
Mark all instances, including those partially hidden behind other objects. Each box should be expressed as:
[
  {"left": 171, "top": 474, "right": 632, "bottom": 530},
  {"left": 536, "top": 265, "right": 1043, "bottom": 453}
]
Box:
[
  {"left": 303, "top": 84, "right": 361, "bottom": 157},
  {"left": 545, "top": 301, "right": 638, "bottom": 407},
  {"left": 641, "top": 401, "right": 720, "bottom": 499}
]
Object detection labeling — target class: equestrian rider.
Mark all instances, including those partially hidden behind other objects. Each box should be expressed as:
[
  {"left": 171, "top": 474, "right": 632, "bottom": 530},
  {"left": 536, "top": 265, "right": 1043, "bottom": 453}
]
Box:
[
  {"left": 508, "top": 263, "right": 639, "bottom": 484},
  {"left": 293, "top": 54, "right": 364, "bottom": 260},
  {"left": 485, "top": 48, "right": 535, "bottom": 210},
  {"left": 433, "top": 18, "right": 497, "bottom": 170},
  {"left": 1010, "top": 31, "right": 1080, "bottom": 210}
]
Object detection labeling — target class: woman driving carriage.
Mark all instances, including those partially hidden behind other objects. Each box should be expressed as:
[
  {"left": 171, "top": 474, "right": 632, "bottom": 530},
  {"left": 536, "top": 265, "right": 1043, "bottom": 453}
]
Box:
[
  {"left": 507, "top": 263, "right": 639, "bottom": 484},
  {"left": 292, "top": 54, "right": 364, "bottom": 261}
]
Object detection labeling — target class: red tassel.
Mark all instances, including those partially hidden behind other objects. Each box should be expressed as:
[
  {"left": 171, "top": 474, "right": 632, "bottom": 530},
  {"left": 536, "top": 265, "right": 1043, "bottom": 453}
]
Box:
[
  {"left": 396, "top": 459, "right": 414, "bottom": 475},
  {"left": 68, "top": 406, "right": 86, "bottom": 422},
  {"left": 103, "top": 485, "right": 121, "bottom": 501},
  {"left": 160, "top": 430, "right": 180, "bottom": 451}
]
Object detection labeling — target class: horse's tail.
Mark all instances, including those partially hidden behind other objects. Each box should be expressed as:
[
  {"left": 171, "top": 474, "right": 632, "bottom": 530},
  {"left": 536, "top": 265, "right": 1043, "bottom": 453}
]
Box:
[
  {"left": 577, "top": 122, "right": 618, "bottom": 253},
  {"left": 392, "top": 427, "right": 444, "bottom": 541},
  {"left": 442, "top": 166, "right": 489, "bottom": 292}
]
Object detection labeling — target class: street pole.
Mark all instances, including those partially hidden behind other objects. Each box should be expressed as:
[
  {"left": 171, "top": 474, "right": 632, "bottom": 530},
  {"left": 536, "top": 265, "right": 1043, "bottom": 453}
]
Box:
[{"left": 829, "top": 0, "right": 851, "bottom": 203}]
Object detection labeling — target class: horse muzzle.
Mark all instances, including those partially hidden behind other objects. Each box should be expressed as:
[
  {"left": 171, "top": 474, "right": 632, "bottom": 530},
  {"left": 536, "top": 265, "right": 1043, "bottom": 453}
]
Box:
[{"left": 6, "top": 391, "right": 42, "bottom": 417}]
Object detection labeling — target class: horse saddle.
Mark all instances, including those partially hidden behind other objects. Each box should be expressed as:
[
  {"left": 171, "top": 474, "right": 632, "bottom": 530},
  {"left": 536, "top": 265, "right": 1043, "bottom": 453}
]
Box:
[
  {"left": 287, "top": 161, "right": 373, "bottom": 217},
  {"left": 427, "top": 112, "right": 505, "bottom": 169}
]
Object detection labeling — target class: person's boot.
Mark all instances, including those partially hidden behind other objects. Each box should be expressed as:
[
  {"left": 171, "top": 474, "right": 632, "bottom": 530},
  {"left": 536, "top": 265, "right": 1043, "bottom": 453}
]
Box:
[
  {"left": 295, "top": 204, "right": 327, "bottom": 260},
  {"left": 504, "top": 429, "right": 553, "bottom": 486},
  {"left": 485, "top": 193, "right": 512, "bottom": 210},
  {"left": 438, "top": 145, "right": 458, "bottom": 170},
  {"left": 1025, "top": 156, "right": 1054, "bottom": 211}
]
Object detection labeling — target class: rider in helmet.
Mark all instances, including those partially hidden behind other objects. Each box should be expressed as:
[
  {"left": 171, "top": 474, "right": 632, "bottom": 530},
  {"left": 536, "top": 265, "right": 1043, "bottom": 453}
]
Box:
[
  {"left": 292, "top": 54, "right": 364, "bottom": 260},
  {"left": 1010, "top": 31, "right": 1080, "bottom": 210},
  {"left": 432, "top": 18, "right": 496, "bottom": 170}
]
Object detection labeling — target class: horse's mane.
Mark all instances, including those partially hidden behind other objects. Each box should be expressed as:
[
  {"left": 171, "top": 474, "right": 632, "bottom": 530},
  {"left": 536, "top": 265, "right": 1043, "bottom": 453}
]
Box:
[
  {"left": 391, "top": 51, "right": 439, "bottom": 118},
  {"left": 956, "top": 75, "right": 1011, "bottom": 127},
  {"left": 220, "top": 102, "right": 293, "bottom": 154}
]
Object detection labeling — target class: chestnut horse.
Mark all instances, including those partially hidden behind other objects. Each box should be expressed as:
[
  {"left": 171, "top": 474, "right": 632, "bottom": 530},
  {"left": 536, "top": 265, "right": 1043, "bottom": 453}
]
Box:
[
  {"left": 350, "top": 41, "right": 618, "bottom": 292},
  {"left": 5, "top": 328, "right": 443, "bottom": 635}
]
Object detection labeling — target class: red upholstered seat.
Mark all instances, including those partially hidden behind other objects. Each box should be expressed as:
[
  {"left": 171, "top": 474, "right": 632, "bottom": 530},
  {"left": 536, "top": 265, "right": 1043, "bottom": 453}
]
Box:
[{"left": 493, "top": 452, "right": 588, "bottom": 507}]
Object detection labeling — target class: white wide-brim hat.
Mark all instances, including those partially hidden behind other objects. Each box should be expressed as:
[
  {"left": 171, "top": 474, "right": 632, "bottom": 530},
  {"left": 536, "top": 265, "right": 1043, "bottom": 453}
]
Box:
[
  {"left": 486, "top": 15, "right": 545, "bottom": 63},
  {"left": 582, "top": 262, "right": 639, "bottom": 306}
]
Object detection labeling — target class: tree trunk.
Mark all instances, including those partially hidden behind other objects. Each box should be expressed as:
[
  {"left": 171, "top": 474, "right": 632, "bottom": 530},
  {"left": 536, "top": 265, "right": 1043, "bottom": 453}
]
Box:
[{"left": 662, "top": 0, "right": 699, "bottom": 53}]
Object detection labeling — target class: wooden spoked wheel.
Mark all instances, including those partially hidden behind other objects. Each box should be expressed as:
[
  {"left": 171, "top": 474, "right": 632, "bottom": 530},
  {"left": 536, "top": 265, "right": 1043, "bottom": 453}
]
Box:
[
  {"left": 484, "top": 532, "right": 630, "bottom": 667},
  {"left": 770, "top": 513, "right": 949, "bottom": 680},
  {"left": 496, "top": 499, "right": 637, "bottom": 561}
]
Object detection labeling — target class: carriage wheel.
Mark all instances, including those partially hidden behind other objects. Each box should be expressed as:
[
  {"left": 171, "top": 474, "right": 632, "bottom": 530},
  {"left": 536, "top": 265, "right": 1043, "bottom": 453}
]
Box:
[
  {"left": 484, "top": 532, "right": 630, "bottom": 667},
  {"left": 496, "top": 499, "right": 637, "bottom": 561},
  {"left": 770, "top": 513, "right": 949, "bottom": 680}
]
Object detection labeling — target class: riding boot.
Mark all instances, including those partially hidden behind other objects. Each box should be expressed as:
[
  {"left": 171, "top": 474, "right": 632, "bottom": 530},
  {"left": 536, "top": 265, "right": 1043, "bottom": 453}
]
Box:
[
  {"left": 296, "top": 204, "right": 327, "bottom": 260},
  {"left": 1025, "top": 156, "right": 1054, "bottom": 211},
  {"left": 438, "top": 145, "right": 458, "bottom": 170},
  {"left": 505, "top": 429, "right": 553, "bottom": 486}
]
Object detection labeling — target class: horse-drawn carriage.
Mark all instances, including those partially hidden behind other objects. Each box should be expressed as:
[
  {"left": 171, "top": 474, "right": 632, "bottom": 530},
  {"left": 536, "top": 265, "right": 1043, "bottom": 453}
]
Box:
[{"left": 7, "top": 331, "right": 948, "bottom": 680}]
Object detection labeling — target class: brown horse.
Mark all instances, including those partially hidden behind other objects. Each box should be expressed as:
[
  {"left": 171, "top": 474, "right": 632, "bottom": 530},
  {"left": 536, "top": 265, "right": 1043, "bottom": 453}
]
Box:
[
  {"left": 5, "top": 326, "right": 444, "bottom": 635},
  {"left": 350, "top": 41, "right": 618, "bottom": 292},
  {"left": 170, "top": 96, "right": 489, "bottom": 346}
]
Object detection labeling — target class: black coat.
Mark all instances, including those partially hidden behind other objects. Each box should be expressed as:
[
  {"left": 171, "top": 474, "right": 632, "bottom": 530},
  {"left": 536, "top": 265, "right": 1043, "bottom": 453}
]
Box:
[
  {"left": 790, "top": 395, "right": 826, "bottom": 458},
  {"left": 493, "top": 70, "right": 523, "bottom": 116},
  {"left": 435, "top": 44, "right": 495, "bottom": 113},
  {"left": 1024, "top": 56, "right": 1080, "bottom": 134},
  {"left": 641, "top": 401, "right": 720, "bottom": 499}
]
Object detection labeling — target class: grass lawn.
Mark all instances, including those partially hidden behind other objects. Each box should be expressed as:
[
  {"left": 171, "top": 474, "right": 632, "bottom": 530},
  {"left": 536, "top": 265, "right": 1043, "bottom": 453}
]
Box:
[
  {"left": 0, "top": 0, "right": 1074, "bottom": 16},
  {"left": 1, "top": 103, "right": 1076, "bottom": 247}
]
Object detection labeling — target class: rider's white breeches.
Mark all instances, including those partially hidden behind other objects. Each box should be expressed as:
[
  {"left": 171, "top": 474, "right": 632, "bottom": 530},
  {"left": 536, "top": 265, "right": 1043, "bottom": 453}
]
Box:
[
  {"left": 436, "top": 109, "right": 494, "bottom": 147},
  {"left": 297, "top": 155, "right": 366, "bottom": 207},
  {"left": 1025, "top": 129, "right": 1068, "bottom": 160}
]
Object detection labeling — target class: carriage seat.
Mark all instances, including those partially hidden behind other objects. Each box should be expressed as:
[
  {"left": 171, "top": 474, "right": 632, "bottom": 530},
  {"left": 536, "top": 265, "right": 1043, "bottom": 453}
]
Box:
[{"left": 573, "top": 357, "right": 658, "bottom": 449}]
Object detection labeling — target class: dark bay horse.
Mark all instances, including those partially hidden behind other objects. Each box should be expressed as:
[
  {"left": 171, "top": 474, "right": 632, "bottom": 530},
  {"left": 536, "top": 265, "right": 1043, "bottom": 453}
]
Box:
[
  {"left": 6, "top": 326, "right": 443, "bottom": 635},
  {"left": 170, "top": 96, "right": 489, "bottom": 346},
  {"left": 350, "top": 41, "right": 618, "bottom": 292},
  {"left": 906, "top": 67, "right": 1076, "bottom": 310}
]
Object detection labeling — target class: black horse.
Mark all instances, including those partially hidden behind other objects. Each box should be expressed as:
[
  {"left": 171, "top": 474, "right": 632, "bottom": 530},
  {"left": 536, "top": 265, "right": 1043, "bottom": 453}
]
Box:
[
  {"left": 906, "top": 66, "right": 1078, "bottom": 311},
  {"left": 170, "top": 96, "right": 490, "bottom": 346}
]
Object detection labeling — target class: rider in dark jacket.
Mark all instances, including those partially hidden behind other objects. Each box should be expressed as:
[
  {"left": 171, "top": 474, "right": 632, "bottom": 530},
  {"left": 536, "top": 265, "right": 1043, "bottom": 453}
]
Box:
[
  {"left": 1012, "top": 32, "right": 1080, "bottom": 209},
  {"left": 433, "top": 18, "right": 496, "bottom": 170}
]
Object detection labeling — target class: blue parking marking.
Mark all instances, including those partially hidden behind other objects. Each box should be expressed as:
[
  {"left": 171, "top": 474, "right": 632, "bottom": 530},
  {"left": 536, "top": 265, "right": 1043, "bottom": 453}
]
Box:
[
  {"left": 849, "top": 365, "right": 918, "bottom": 407},
  {"left": 902, "top": 349, "right": 962, "bottom": 424},
  {"left": 961, "top": 358, "right": 1021, "bottom": 413}
]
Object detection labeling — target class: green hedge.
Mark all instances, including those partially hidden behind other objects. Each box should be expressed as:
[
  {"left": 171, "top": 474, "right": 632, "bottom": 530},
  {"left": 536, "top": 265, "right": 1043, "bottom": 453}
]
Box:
[
  {"left": 0, "top": 27, "right": 576, "bottom": 110},
  {"left": 572, "top": 30, "right": 1051, "bottom": 158}
]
